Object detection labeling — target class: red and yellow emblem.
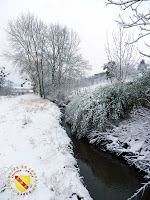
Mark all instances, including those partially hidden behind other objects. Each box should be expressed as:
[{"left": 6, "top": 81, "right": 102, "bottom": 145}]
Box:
[
  {"left": 15, "top": 176, "right": 30, "bottom": 192},
  {"left": 8, "top": 166, "right": 37, "bottom": 196}
]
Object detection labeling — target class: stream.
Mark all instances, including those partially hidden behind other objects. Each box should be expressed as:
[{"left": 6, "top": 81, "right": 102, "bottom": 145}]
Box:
[{"left": 62, "top": 119, "right": 150, "bottom": 200}]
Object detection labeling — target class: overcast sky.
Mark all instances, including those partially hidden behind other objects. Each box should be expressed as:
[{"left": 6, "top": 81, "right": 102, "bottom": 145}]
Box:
[{"left": 0, "top": 0, "right": 148, "bottom": 83}]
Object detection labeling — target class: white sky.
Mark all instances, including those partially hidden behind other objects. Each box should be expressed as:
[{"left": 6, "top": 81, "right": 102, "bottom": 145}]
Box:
[{"left": 0, "top": 0, "right": 149, "bottom": 83}]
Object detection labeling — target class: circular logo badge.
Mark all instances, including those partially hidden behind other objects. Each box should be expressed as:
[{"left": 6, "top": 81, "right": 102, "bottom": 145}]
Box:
[{"left": 8, "top": 166, "right": 37, "bottom": 196}]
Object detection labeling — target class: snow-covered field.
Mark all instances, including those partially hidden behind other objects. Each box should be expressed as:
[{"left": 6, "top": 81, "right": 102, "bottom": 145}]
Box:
[{"left": 0, "top": 94, "right": 92, "bottom": 200}]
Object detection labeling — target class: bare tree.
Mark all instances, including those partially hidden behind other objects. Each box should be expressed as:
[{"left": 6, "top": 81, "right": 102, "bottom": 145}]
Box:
[
  {"left": 106, "top": 0, "right": 150, "bottom": 57},
  {"left": 105, "top": 25, "right": 138, "bottom": 82},
  {"left": 44, "top": 24, "right": 89, "bottom": 95},
  {"left": 5, "top": 13, "right": 89, "bottom": 98},
  {"left": 5, "top": 13, "right": 47, "bottom": 97}
]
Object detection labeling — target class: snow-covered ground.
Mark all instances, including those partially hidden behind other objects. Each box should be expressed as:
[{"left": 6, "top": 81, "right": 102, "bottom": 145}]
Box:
[
  {"left": 89, "top": 106, "right": 150, "bottom": 180},
  {"left": 67, "top": 76, "right": 150, "bottom": 182},
  {"left": 0, "top": 94, "right": 92, "bottom": 200},
  {"left": 69, "top": 81, "right": 109, "bottom": 99}
]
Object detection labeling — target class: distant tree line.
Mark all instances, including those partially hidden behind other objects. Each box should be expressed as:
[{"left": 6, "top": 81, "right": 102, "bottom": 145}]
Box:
[
  {"left": 0, "top": 67, "right": 6, "bottom": 88},
  {"left": 0, "top": 67, "right": 12, "bottom": 95}
]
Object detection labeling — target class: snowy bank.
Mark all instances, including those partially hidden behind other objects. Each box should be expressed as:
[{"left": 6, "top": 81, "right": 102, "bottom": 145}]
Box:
[
  {"left": 65, "top": 72, "right": 150, "bottom": 181},
  {"left": 0, "top": 94, "right": 92, "bottom": 200},
  {"left": 89, "top": 106, "right": 150, "bottom": 179}
]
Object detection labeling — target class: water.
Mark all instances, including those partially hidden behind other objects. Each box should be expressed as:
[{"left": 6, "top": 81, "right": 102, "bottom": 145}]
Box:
[{"left": 63, "top": 121, "right": 150, "bottom": 200}]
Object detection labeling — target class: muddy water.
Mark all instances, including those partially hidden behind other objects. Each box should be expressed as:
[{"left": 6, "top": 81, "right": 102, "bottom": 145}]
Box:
[{"left": 63, "top": 121, "right": 150, "bottom": 200}]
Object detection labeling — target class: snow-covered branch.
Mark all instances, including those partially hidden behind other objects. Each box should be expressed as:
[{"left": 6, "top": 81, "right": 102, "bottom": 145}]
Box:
[
  {"left": 139, "top": 50, "right": 150, "bottom": 57},
  {"left": 106, "top": 0, "right": 150, "bottom": 58},
  {"left": 127, "top": 182, "right": 150, "bottom": 200},
  {"left": 106, "top": 0, "right": 148, "bottom": 7}
]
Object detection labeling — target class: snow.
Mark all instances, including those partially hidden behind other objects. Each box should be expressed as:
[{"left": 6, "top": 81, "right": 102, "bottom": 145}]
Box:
[
  {"left": 89, "top": 106, "right": 150, "bottom": 179},
  {"left": 0, "top": 94, "right": 92, "bottom": 200},
  {"left": 69, "top": 81, "right": 109, "bottom": 99}
]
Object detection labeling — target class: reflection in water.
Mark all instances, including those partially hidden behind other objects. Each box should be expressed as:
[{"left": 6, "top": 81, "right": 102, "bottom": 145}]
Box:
[{"left": 64, "top": 122, "right": 150, "bottom": 200}]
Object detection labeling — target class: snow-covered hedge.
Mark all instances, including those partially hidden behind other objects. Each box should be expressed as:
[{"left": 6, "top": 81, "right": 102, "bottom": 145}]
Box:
[{"left": 65, "top": 71, "right": 150, "bottom": 138}]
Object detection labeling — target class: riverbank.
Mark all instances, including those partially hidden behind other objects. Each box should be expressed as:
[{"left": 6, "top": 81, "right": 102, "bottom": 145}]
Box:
[
  {"left": 88, "top": 106, "right": 150, "bottom": 180},
  {"left": 65, "top": 72, "right": 150, "bottom": 199},
  {"left": 62, "top": 116, "right": 150, "bottom": 200},
  {"left": 65, "top": 73, "right": 150, "bottom": 183},
  {"left": 0, "top": 94, "right": 92, "bottom": 200},
  {"left": 65, "top": 103, "right": 150, "bottom": 198}
]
